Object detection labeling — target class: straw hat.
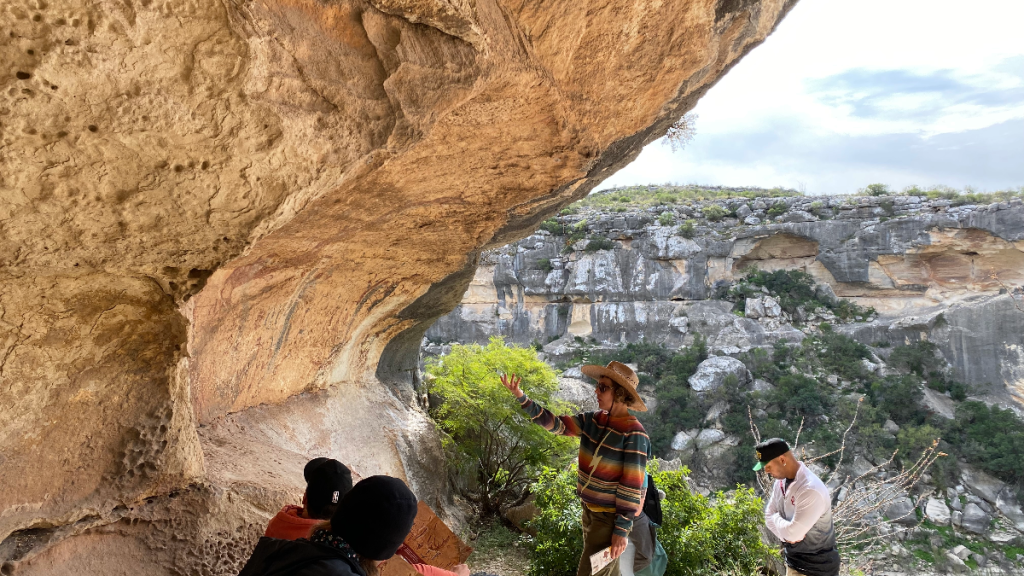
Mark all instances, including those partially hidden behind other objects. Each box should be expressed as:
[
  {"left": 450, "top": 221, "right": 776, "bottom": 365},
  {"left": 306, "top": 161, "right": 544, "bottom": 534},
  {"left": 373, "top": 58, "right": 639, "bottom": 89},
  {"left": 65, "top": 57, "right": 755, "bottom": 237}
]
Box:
[{"left": 580, "top": 361, "right": 647, "bottom": 412}]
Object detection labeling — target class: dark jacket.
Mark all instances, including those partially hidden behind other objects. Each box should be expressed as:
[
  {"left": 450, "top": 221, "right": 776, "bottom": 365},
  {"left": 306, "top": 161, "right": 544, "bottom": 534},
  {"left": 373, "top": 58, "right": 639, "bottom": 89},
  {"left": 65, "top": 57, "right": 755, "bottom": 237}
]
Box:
[{"left": 238, "top": 537, "right": 366, "bottom": 576}]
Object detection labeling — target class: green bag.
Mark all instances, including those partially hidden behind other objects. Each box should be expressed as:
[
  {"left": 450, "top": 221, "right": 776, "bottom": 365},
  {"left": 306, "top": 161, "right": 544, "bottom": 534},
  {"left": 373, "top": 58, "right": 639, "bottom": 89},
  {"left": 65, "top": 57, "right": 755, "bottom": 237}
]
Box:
[{"left": 634, "top": 528, "right": 667, "bottom": 576}]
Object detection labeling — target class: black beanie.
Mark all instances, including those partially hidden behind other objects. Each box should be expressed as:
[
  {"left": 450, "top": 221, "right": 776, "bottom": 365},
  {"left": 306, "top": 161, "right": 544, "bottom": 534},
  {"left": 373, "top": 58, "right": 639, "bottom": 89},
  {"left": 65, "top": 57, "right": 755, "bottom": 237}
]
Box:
[
  {"left": 304, "top": 458, "right": 353, "bottom": 519},
  {"left": 331, "top": 475, "right": 418, "bottom": 561}
]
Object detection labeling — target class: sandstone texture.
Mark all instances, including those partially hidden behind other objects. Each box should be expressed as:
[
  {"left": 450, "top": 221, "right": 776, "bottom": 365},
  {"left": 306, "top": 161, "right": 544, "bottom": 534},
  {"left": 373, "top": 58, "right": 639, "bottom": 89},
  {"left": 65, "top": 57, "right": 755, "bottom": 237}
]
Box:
[{"left": 0, "top": 0, "right": 797, "bottom": 572}]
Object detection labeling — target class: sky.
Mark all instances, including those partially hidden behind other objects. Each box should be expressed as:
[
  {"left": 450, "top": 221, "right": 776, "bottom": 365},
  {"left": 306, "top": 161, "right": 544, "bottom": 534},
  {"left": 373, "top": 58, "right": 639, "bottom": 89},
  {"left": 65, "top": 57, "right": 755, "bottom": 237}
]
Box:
[{"left": 598, "top": 0, "right": 1024, "bottom": 195}]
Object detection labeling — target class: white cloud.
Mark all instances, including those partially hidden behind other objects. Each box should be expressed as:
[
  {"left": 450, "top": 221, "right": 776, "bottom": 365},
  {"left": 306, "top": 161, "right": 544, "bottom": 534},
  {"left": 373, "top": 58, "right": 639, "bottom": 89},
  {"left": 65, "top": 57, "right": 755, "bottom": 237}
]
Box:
[{"left": 601, "top": 0, "right": 1024, "bottom": 194}]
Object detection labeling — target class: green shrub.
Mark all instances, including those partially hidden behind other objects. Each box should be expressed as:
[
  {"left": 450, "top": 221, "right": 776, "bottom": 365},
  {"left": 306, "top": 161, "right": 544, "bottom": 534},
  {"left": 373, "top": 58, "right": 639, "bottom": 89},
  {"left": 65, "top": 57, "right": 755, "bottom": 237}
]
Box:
[
  {"left": 770, "top": 374, "right": 832, "bottom": 420},
  {"left": 583, "top": 236, "right": 616, "bottom": 252},
  {"left": 656, "top": 468, "right": 776, "bottom": 576},
  {"left": 425, "top": 338, "right": 578, "bottom": 515},
  {"left": 729, "top": 269, "right": 872, "bottom": 322},
  {"left": 536, "top": 258, "right": 553, "bottom": 272},
  {"left": 659, "top": 211, "right": 676, "bottom": 226},
  {"left": 527, "top": 464, "right": 584, "bottom": 576},
  {"left": 863, "top": 183, "right": 890, "bottom": 196},
  {"left": 678, "top": 219, "right": 696, "bottom": 238},
  {"left": 869, "top": 375, "right": 927, "bottom": 425},
  {"left": 889, "top": 341, "right": 938, "bottom": 377},
  {"left": 540, "top": 219, "right": 562, "bottom": 235},
  {"left": 527, "top": 464, "right": 776, "bottom": 576},
  {"left": 562, "top": 220, "right": 588, "bottom": 252},
  {"left": 948, "top": 401, "right": 1024, "bottom": 487},
  {"left": 701, "top": 205, "right": 730, "bottom": 222},
  {"left": 767, "top": 202, "right": 788, "bottom": 218}
]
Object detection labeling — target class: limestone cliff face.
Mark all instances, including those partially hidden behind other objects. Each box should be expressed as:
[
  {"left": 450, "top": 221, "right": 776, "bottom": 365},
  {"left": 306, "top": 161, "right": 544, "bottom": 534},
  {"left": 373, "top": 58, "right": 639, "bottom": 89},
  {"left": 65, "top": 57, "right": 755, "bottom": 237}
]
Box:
[
  {"left": 0, "top": 0, "right": 797, "bottom": 572},
  {"left": 426, "top": 194, "right": 1024, "bottom": 397}
]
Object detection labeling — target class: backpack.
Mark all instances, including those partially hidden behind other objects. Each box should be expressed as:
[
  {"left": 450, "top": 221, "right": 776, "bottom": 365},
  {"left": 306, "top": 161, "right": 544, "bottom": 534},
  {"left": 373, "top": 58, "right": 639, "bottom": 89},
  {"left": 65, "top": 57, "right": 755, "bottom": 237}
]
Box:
[{"left": 642, "top": 473, "right": 663, "bottom": 526}]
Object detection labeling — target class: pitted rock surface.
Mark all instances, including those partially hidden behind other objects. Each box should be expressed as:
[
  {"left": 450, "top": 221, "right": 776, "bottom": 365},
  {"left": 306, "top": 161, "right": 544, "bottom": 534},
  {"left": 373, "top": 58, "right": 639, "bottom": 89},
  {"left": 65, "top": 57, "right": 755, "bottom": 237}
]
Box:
[{"left": 1, "top": 0, "right": 798, "bottom": 571}]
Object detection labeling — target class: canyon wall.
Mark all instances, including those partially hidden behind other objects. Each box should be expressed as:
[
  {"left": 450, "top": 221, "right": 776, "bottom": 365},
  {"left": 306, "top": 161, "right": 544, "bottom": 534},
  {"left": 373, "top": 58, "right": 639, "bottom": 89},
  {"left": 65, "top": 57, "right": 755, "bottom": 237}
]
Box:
[
  {"left": 0, "top": 0, "right": 798, "bottom": 573},
  {"left": 426, "top": 194, "right": 1024, "bottom": 398}
]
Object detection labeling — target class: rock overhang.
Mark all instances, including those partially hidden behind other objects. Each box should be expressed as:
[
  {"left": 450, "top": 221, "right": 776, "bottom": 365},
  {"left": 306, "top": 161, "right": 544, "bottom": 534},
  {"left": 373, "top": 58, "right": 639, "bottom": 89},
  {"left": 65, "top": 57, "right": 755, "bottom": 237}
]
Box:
[{"left": 1, "top": 0, "right": 800, "bottom": 571}]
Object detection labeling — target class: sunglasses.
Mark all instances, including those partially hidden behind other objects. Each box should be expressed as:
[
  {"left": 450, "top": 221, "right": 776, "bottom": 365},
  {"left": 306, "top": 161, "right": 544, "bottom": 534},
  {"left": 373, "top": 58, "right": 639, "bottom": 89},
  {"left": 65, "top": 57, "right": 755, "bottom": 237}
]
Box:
[{"left": 596, "top": 383, "right": 612, "bottom": 394}]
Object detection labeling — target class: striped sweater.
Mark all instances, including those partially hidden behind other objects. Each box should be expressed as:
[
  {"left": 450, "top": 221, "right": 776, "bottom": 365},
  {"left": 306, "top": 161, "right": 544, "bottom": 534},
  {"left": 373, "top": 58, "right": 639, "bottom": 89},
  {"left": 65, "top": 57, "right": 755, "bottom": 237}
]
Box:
[{"left": 518, "top": 394, "right": 650, "bottom": 537}]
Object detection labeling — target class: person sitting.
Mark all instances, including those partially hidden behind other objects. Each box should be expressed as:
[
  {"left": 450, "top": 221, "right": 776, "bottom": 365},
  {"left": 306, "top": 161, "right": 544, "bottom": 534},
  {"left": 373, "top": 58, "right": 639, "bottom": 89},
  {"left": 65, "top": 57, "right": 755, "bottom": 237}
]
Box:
[
  {"left": 261, "top": 459, "right": 470, "bottom": 576},
  {"left": 240, "top": 475, "right": 418, "bottom": 576},
  {"left": 265, "top": 457, "right": 353, "bottom": 540}
]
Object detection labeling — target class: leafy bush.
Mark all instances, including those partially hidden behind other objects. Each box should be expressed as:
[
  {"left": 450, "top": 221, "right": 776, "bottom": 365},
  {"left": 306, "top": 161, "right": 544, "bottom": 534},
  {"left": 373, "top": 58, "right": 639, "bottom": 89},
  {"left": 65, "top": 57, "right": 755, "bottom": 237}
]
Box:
[
  {"left": 562, "top": 221, "right": 587, "bottom": 252},
  {"left": 527, "top": 464, "right": 584, "bottom": 576},
  {"left": 540, "top": 219, "right": 562, "bottom": 235},
  {"left": 536, "top": 258, "right": 553, "bottom": 272},
  {"left": 425, "top": 338, "right": 578, "bottom": 515},
  {"left": 770, "top": 374, "right": 832, "bottom": 420},
  {"left": 889, "top": 341, "right": 938, "bottom": 377},
  {"left": 729, "top": 269, "right": 873, "bottom": 322},
  {"left": 583, "top": 236, "right": 616, "bottom": 252},
  {"left": 658, "top": 211, "right": 676, "bottom": 226},
  {"left": 527, "top": 464, "right": 775, "bottom": 576},
  {"left": 656, "top": 469, "right": 776, "bottom": 576},
  {"left": 863, "top": 183, "right": 890, "bottom": 196},
  {"left": 868, "top": 375, "right": 927, "bottom": 425},
  {"left": 948, "top": 402, "right": 1024, "bottom": 487},
  {"left": 701, "top": 205, "right": 730, "bottom": 222},
  {"left": 678, "top": 219, "right": 696, "bottom": 238},
  {"left": 767, "top": 202, "right": 788, "bottom": 218}
]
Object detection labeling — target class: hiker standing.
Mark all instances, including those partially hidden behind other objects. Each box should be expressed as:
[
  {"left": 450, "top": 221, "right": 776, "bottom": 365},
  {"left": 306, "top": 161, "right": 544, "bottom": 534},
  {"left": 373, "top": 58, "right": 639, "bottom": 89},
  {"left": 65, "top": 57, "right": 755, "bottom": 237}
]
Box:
[
  {"left": 502, "top": 361, "right": 651, "bottom": 576},
  {"left": 754, "top": 438, "right": 841, "bottom": 576}
]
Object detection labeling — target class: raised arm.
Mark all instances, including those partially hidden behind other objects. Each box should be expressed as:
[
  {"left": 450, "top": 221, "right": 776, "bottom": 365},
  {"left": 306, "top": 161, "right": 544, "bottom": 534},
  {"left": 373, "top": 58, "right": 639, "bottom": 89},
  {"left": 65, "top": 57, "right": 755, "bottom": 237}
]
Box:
[{"left": 501, "top": 373, "right": 584, "bottom": 437}]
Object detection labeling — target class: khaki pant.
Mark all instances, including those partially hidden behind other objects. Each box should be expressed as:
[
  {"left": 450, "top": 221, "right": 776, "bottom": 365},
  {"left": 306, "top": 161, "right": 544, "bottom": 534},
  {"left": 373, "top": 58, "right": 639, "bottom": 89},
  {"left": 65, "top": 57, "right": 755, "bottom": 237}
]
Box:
[
  {"left": 578, "top": 506, "right": 621, "bottom": 576},
  {"left": 786, "top": 566, "right": 807, "bottom": 576}
]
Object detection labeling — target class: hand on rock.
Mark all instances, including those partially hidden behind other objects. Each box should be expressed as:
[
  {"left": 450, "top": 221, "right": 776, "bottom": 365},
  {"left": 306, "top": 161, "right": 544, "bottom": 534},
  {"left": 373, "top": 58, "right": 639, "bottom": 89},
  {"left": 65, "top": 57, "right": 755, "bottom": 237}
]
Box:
[{"left": 452, "top": 564, "right": 471, "bottom": 576}]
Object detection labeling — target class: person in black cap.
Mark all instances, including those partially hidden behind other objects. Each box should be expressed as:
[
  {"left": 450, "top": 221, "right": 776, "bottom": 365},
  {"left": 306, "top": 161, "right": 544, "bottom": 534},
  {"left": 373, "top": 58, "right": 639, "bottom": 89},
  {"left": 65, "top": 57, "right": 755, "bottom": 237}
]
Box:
[
  {"left": 754, "top": 438, "right": 840, "bottom": 576},
  {"left": 265, "top": 458, "right": 354, "bottom": 541},
  {"left": 239, "top": 475, "right": 419, "bottom": 576}
]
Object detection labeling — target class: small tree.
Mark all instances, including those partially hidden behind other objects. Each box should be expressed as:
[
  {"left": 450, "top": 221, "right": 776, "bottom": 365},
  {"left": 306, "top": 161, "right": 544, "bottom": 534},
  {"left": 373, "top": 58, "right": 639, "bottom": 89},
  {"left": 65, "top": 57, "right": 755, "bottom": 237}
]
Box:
[
  {"left": 664, "top": 113, "right": 697, "bottom": 152},
  {"left": 426, "top": 338, "right": 578, "bottom": 516}
]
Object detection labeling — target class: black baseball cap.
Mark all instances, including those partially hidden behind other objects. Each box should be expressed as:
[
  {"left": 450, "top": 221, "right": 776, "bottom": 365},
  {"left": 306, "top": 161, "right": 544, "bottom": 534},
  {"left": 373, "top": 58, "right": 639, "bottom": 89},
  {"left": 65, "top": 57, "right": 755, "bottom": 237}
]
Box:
[
  {"left": 304, "top": 458, "right": 353, "bottom": 518},
  {"left": 753, "top": 438, "right": 790, "bottom": 471}
]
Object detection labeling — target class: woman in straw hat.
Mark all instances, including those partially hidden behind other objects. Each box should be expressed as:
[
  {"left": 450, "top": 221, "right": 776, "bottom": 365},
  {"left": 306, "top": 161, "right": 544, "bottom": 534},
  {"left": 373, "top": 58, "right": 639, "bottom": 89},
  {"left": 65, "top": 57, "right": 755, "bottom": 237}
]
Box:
[{"left": 501, "top": 361, "right": 651, "bottom": 576}]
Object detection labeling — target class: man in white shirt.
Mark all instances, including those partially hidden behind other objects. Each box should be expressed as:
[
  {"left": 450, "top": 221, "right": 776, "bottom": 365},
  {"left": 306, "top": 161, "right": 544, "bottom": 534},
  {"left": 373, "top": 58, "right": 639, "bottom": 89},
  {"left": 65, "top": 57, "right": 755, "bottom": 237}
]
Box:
[{"left": 755, "top": 438, "right": 840, "bottom": 576}]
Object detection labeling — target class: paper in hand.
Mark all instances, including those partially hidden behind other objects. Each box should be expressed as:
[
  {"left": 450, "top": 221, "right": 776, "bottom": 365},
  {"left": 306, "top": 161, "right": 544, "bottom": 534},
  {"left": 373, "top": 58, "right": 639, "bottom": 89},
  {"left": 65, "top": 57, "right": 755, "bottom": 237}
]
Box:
[{"left": 590, "top": 546, "right": 615, "bottom": 574}]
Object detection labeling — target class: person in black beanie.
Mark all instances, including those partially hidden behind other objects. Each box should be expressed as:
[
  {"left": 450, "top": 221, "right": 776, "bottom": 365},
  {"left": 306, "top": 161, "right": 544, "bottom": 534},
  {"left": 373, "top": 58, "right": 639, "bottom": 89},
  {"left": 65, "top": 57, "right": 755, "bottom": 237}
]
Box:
[{"left": 239, "top": 475, "right": 418, "bottom": 576}]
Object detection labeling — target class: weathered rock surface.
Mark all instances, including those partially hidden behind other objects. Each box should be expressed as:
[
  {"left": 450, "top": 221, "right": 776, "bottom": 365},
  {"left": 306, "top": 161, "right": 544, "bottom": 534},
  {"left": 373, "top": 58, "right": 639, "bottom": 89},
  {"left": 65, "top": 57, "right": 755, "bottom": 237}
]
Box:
[
  {"left": 427, "top": 196, "right": 1024, "bottom": 396},
  {"left": 688, "top": 355, "right": 750, "bottom": 392},
  {"left": 1, "top": 0, "right": 799, "bottom": 571}
]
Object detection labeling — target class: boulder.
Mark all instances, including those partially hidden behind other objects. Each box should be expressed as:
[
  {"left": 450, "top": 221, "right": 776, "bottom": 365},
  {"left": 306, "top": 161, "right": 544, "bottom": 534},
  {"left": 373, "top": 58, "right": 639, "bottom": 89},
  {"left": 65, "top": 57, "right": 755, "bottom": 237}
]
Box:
[
  {"left": 924, "top": 497, "right": 951, "bottom": 524},
  {"left": 951, "top": 545, "right": 971, "bottom": 560},
  {"left": 745, "top": 298, "right": 766, "bottom": 319},
  {"left": 783, "top": 210, "right": 818, "bottom": 223},
  {"left": 995, "top": 488, "right": 1024, "bottom": 531},
  {"left": 688, "top": 356, "right": 749, "bottom": 393},
  {"left": 961, "top": 503, "right": 990, "bottom": 534},
  {"left": 961, "top": 467, "right": 1006, "bottom": 504},
  {"left": 671, "top": 430, "right": 696, "bottom": 452},
  {"left": 884, "top": 497, "right": 918, "bottom": 525},
  {"left": 883, "top": 419, "right": 900, "bottom": 434},
  {"left": 695, "top": 428, "right": 726, "bottom": 450}
]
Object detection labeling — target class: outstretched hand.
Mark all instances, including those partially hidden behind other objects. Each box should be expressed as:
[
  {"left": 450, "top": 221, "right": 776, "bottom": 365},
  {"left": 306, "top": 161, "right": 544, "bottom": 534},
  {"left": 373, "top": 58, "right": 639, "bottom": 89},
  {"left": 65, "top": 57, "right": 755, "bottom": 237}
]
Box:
[
  {"left": 500, "top": 373, "right": 523, "bottom": 397},
  {"left": 452, "top": 564, "right": 471, "bottom": 576}
]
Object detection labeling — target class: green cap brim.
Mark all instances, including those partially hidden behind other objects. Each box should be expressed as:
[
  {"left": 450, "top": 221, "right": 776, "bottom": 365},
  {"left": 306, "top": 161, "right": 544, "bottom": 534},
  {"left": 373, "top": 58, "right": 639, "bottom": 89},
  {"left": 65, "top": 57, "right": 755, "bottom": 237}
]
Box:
[{"left": 752, "top": 461, "right": 765, "bottom": 471}]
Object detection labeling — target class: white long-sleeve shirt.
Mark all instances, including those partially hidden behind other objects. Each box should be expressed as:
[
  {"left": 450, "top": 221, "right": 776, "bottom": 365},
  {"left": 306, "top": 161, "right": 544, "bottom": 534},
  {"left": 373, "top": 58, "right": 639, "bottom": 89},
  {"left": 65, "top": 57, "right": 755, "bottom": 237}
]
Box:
[{"left": 764, "top": 462, "right": 833, "bottom": 545}]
